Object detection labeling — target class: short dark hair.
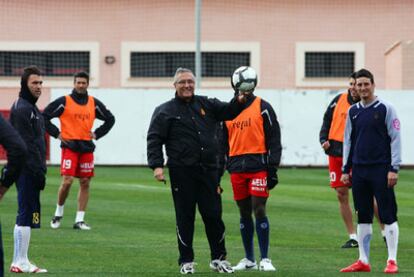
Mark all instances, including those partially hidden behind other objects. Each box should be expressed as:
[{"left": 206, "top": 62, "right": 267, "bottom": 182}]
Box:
[
  {"left": 349, "top": 71, "right": 357, "bottom": 80},
  {"left": 20, "top": 66, "right": 41, "bottom": 87},
  {"left": 355, "top": 68, "right": 374, "bottom": 84},
  {"left": 74, "top": 71, "right": 89, "bottom": 83}
]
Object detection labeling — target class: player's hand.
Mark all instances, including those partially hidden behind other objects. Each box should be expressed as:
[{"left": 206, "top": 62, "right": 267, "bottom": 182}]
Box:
[
  {"left": 154, "top": 167, "right": 166, "bottom": 184},
  {"left": 267, "top": 167, "right": 279, "bottom": 190},
  {"left": 217, "top": 185, "right": 223, "bottom": 194},
  {"left": 321, "top": 141, "right": 330, "bottom": 151},
  {"left": 387, "top": 171, "right": 398, "bottom": 188},
  {"left": 340, "top": 173, "right": 350, "bottom": 185},
  {"left": 90, "top": 132, "right": 97, "bottom": 140}
]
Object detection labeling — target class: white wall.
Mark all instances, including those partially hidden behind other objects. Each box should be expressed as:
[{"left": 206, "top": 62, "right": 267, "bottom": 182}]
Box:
[{"left": 49, "top": 89, "right": 414, "bottom": 166}]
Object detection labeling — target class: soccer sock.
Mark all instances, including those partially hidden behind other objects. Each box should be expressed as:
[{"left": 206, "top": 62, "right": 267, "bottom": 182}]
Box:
[
  {"left": 75, "top": 211, "right": 85, "bottom": 223},
  {"left": 54, "top": 204, "right": 64, "bottom": 217},
  {"left": 357, "top": 224, "right": 372, "bottom": 264},
  {"left": 384, "top": 222, "right": 399, "bottom": 262},
  {"left": 12, "top": 225, "right": 18, "bottom": 264},
  {"left": 256, "top": 216, "right": 269, "bottom": 259},
  {"left": 350, "top": 233, "right": 357, "bottom": 240},
  {"left": 240, "top": 217, "right": 255, "bottom": 262},
  {"left": 13, "top": 225, "right": 31, "bottom": 265}
]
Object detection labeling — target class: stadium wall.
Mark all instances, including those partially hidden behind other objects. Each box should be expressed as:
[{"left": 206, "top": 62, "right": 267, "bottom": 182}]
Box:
[
  {"left": 42, "top": 88, "right": 414, "bottom": 166},
  {"left": 1, "top": 0, "right": 414, "bottom": 89}
]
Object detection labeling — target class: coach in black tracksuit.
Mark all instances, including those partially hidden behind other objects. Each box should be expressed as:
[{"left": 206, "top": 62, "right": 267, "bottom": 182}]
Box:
[
  {"left": 147, "top": 68, "right": 246, "bottom": 272},
  {"left": 0, "top": 114, "right": 27, "bottom": 277}
]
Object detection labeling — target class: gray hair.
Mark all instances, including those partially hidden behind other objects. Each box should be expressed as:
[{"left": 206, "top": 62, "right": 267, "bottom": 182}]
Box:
[{"left": 173, "top": 67, "right": 195, "bottom": 84}]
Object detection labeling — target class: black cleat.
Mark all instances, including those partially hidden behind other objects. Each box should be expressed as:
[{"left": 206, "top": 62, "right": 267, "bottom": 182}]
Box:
[{"left": 341, "top": 239, "right": 358, "bottom": 248}]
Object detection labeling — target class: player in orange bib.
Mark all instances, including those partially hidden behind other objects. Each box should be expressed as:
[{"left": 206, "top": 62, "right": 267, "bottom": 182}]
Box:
[
  {"left": 224, "top": 68, "right": 282, "bottom": 272},
  {"left": 43, "top": 72, "right": 115, "bottom": 230}
]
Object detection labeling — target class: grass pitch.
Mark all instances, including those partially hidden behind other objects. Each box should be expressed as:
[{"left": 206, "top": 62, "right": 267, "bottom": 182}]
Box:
[{"left": 1, "top": 167, "right": 413, "bottom": 276}]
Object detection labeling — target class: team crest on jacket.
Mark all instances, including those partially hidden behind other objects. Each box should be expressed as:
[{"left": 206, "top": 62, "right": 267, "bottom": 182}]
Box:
[{"left": 393, "top": 119, "right": 400, "bottom": 131}]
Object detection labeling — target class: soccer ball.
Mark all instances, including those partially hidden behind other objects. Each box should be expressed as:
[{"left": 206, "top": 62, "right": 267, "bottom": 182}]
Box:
[{"left": 231, "top": 66, "right": 258, "bottom": 92}]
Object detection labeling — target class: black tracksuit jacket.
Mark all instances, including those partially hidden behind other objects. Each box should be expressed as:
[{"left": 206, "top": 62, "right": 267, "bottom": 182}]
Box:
[
  {"left": 147, "top": 94, "right": 244, "bottom": 169},
  {"left": 0, "top": 114, "right": 27, "bottom": 188},
  {"left": 10, "top": 89, "right": 46, "bottom": 178}
]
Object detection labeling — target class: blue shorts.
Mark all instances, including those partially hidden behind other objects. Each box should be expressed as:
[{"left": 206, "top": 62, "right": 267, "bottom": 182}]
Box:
[
  {"left": 16, "top": 173, "right": 41, "bottom": 228},
  {"left": 352, "top": 164, "right": 398, "bottom": 224}
]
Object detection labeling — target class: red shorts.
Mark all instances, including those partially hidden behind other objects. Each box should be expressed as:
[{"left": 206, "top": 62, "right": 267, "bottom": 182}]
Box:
[
  {"left": 328, "top": 156, "right": 351, "bottom": 188},
  {"left": 230, "top": 171, "right": 269, "bottom": 201},
  {"left": 61, "top": 148, "right": 94, "bottom": 178}
]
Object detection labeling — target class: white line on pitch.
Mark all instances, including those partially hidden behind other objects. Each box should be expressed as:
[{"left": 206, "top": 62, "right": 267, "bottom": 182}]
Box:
[{"left": 103, "top": 183, "right": 169, "bottom": 191}]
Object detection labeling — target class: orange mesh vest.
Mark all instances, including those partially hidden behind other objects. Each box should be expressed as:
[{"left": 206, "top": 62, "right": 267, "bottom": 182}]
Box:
[
  {"left": 225, "top": 97, "right": 266, "bottom": 157},
  {"left": 60, "top": 95, "right": 95, "bottom": 140},
  {"left": 328, "top": 92, "right": 350, "bottom": 142}
]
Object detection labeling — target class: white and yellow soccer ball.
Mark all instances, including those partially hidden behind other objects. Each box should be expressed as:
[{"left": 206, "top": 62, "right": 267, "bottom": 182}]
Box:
[{"left": 231, "top": 66, "right": 258, "bottom": 92}]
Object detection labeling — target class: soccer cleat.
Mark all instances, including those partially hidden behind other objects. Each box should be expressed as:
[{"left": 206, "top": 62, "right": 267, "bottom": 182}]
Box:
[
  {"left": 180, "top": 262, "right": 195, "bottom": 274},
  {"left": 259, "top": 258, "right": 276, "bottom": 271},
  {"left": 50, "top": 216, "right": 63, "bottom": 229},
  {"left": 209, "top": 259, "right": 234, "bottom": 273},
  {"left": 384, "top": 260, "right": 398, "bottom": 274},
  {"left": 73, "top": 221, "right": 91, "bottom": 230},
  {"left": 340, "top": 260, "right": 371, "bottom": 272},
  {"left": 341, "top": 239, "right": 358, "bottom": 248},
  {"left": 10, "top": 262, "right": 47, "bottom": 273},
  {"left": 232, "top": 258, "right": 258, "bottom": 271}
]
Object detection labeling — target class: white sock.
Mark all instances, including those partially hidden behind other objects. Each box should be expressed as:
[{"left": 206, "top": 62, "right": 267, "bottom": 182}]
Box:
[
  {"left": 12, "top": 225, "right": 19, "bottom": 264},
  {"left": 12, "top": 225, "right": 31, "bottom": 265},
  {"left": 357, "top": 224, "right": 372, "bottom": 264},
  {"left": 350, "top": 233, "right": 357, "bottom": 240},
  {"left": 54, "top": 204, "right": 64, "bottom": 217},
  {"left": 75, "top": 211, "right": 85, "bottom": 223},
  {"left": 384, "top": 222, "right": 399, "bottom": 262}
]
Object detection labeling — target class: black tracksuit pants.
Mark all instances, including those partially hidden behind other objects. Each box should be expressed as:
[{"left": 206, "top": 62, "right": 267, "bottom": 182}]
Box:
[{"left": 169, "top": 166, "right": 226, "bottom": 265}]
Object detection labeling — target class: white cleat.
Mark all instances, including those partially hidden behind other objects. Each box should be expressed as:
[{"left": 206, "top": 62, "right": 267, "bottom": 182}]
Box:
[
  {"left": 232, "top": 258, "right": 258, "bottom": 271},
  {"left": 50, "top": 216, "right": 62, "bottom": 229},
  {"left": 10, "top": 262, "right": 47, "bottom": 273},
  {"left": 259, "top": 258, "right": 276, "bottom": 271},
  {"left": 180, "top": 262, "right": 195, "bottom": 274},
  {"left": 73, "top": 221, "right": 91, "bottom": 230},
  {"left": 209, "top": 259, "right": 234, "bottom": 273}
]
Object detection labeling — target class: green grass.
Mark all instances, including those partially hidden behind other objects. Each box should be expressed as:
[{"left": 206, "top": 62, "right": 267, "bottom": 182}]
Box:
[{"left": 1, "top": 167, "right": 413, "bottom": 276}]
